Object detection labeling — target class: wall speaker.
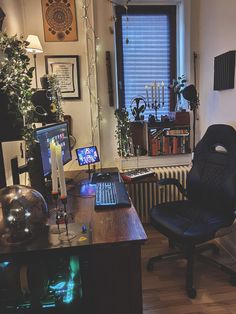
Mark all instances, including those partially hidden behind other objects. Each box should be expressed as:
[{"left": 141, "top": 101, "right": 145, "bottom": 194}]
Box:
[{"left": 214, "top": 50, "right": 236, "bottom": 90}]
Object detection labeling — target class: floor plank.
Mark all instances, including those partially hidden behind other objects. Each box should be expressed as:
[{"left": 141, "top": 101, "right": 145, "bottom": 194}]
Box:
[{"left": 142, "top": 225, "right": 236, "bottom": 314}]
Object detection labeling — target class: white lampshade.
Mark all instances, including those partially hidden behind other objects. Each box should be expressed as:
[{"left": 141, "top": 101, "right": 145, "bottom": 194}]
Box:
[{"left": 26, "top": 35, "right": 43, "bottom": 54}]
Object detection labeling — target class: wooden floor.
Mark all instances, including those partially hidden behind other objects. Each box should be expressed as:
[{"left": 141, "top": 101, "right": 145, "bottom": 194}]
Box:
[{"left": 142, "top": 225, "right": 236, "bottom": 314}]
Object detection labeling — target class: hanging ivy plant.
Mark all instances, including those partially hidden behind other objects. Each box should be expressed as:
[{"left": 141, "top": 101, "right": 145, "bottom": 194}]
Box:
[
  {"left": 114, "top": 108, "right": 130, "bottom": 157},
  {"left": 0, "top": 32, "right": 35, "bottom": 152},
  {"left": 42, "top": 74, "right": 64, "bottom": 122}
]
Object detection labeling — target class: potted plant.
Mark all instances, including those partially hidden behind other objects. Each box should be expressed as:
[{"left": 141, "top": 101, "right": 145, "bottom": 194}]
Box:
[
  {"left": 40, "top": 74, "right": 64, "bottom": 122},
  {"left": 0, "top": 32, "right": 35, "bottom": 151},
  {"left": 114, "top": 108, "right": 131, "bottom": 157},
  {"left": 169, "top": 75, "right": 187, "bottom": 111}
]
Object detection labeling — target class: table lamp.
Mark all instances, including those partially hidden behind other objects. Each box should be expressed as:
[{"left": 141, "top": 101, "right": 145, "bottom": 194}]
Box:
[{"left": 26, "top": 35, "right": 43, "bottom": 89}]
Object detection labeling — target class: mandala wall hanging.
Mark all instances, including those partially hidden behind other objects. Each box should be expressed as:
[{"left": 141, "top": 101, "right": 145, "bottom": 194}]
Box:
[{"left": 41, "top": 0, "right": 78, "bottom": 42}]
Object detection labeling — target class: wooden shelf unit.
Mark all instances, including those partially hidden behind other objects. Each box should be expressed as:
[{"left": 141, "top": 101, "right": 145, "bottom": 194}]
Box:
[
  {"left": 129, "top": 121, "right": 191, "bottom": 157},
  {"left": 148, "top": 123, "right": 191, "bottom": 156}
]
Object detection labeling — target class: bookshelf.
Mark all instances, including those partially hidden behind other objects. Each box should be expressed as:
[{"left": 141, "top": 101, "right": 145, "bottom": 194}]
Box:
[
  {"left": 148, "top": 124, "right": 191, "bottom": 156},
  {"left": 129, "top": 120, "right": 191, "bottom": 157}
]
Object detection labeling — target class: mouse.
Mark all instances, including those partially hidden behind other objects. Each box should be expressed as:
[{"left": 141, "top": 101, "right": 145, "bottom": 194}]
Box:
[{"left": 96, "top": 172, "right": 111, "bottom": 181}]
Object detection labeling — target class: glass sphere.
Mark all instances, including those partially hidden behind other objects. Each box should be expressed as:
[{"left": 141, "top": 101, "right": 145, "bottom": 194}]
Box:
[{"left": 0, "top": 185, "right": 48, "bottom": 245}]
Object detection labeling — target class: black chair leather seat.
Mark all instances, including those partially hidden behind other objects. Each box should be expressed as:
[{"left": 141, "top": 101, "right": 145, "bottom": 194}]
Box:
[
  {"left": 147, "top": 124, "right": 236, "bottom": 298},
  {"left": 150, "top": 201, "right": 235, "bottom": 244}
]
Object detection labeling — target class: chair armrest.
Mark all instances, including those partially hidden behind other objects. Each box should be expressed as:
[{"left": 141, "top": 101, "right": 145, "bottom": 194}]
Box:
[{"left": 158, "top": 178, "right": 187, "bottom": 197}]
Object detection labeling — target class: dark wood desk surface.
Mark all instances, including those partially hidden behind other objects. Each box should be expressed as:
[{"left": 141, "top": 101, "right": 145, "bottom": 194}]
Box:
[
  {"left": 0, "top": 170, "right": 148, "bottom": 314},
  {"left": 65, "top": 169, "right": 148, "bottom": 246},
  {"left": 0, "top": 170, "right": 147, "bottom": 256}
]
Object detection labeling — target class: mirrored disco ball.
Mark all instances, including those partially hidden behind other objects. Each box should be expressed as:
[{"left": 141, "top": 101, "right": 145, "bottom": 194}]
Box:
[{"left": 0, "top": 185, "right": 48, "bottom": 245}]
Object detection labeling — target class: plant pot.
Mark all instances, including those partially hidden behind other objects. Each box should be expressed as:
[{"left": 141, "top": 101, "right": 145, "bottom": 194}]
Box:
[
  {"left": 40, "top": 76, "right": 49, "bottom": 90},
  {"left": 175, "top": 112, "right": 190, "bottom": 125}
]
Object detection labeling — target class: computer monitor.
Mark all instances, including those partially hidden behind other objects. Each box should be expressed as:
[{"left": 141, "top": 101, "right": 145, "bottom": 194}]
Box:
[
  {"left": 76, "top": 146, "right": 100, "bottom": 166},
  {"left": 35, "top": 122, "right": 72, "bottom": 177}
]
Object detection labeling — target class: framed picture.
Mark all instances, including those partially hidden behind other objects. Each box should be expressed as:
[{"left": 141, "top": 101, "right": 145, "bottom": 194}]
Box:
[
  {"left": 45, "top": 55, "right": 80, "bottom": 99},
  {"left": 41, "top": 0, "right": 78, "bottom": 42}
]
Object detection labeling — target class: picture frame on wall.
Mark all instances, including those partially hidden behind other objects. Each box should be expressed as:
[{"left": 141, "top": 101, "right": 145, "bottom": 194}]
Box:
[
  {"left": 45, "top": 55, "right": 80, "bottom": 99},
  {"left": 41, "top": 0, "right": 78, "bottom": 42}
]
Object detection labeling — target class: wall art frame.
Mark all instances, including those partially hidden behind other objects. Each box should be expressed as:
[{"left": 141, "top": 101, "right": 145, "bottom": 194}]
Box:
[
  {"left": 41, "top": 0, "right": 78, "bottom": 42},
  {"left": 45, "top": 55, "right": 81, "bottom": 99}
]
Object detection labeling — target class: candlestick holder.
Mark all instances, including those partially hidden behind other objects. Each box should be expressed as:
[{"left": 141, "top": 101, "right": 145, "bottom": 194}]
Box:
[
  {"left": 153, "top": 102, "right": 160, "bottom": 121},
  {"left": 50, "top": 193, "right": 66, "bottom": 235},
  {"left": 58, "top": 197, "right": 76, "bottom": 242}
]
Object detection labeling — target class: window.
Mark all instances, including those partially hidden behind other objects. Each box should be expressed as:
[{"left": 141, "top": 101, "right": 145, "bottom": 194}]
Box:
[{"left": 115, "top": 5, "right": 176, "bottom": 120}]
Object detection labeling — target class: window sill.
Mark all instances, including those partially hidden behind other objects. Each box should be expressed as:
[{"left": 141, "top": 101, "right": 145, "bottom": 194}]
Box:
[{"left": 115, "top": 153, "right": 192, "bottom": 170}]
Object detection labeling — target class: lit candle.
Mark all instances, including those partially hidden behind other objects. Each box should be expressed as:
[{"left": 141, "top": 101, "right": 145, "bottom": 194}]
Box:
[
  {"left": 161, "top": 81, "right": 164, "bottom": 105},
  {"left": 157, "top": 82, "right": 160, "bottom": 104},
  {"left": 154, "top": 81, "right": 157, "bottom": 103},
  {"left": 145, "top": 85, "right": 149, "bottom": 105},
  {"left": 50, "top": 141, "right": 58, "bottom": 195},
  {"left": 55, "top": 144, "right": 67, "bottom": 199}
]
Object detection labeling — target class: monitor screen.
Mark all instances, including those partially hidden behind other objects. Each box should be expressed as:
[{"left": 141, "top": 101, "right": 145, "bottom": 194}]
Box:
[
  {"left": 35, "top": 122, "right": 72, "bottom": 177},
  {"left": 76, "top": 146, "right": 100, "bottom": 166}
]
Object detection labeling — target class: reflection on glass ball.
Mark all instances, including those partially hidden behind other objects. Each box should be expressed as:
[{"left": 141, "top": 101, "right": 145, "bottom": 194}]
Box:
[{"left": 0, "top": 185, "right": 48, "bottom": 246}]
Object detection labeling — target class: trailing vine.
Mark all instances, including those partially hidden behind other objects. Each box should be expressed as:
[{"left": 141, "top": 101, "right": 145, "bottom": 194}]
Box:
[
  {"left": 0, "top": 32, "right": 35, "bottom": 152},
  {"left": 42, "top": 74, "right": 64, "bottom": 122},
  {"left": 114, "top": 108, "right": 130, "bottom": 157}
]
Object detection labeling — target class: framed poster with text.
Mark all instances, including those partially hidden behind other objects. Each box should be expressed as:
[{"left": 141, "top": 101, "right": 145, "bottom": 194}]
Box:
[
  {"left": 41, "top": 0, "right": 78, "bottom": 42},
  {"left": 45, "top": 55, "right": 80, "bottom": 99}
]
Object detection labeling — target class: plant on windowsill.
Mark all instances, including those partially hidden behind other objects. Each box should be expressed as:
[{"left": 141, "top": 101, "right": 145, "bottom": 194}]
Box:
[
  {"left": 114, "top": 108, "right": 131, "bottom": 158},
  {"left": 169, "top": 74, "right": 187, "bottom": 112},
  {"left": 40, "top": 74, "right": 64, "bottom": 122},
  {"left": 0, "top": 32, "right": 35, "bottom": 153}
]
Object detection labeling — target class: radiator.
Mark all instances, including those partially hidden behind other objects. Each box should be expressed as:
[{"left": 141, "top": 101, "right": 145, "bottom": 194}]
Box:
[{"left": 125, "top": 165, "right": 192, "bottom": 223}]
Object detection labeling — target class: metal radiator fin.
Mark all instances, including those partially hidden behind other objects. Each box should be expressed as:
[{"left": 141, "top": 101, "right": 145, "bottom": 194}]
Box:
[{"left": 125, "top": 165, "right": 191, "bottom": 223}]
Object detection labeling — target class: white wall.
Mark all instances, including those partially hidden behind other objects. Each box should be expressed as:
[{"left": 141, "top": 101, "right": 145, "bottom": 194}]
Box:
[
  {"left": 198, "top": 0, "right": 236, "bottom": 258},
  {"left": 93, "top": 0, "right": 118, "bottom": 168},
  {"left": 0, "top": 0, "right": 24, "bottom": 35},
  {"left": 199, "top": 0, "right": 236, "bottom": 136},
  {"left": 20, "top": 0, "right": 119, "bottom": 169},
  {"left": 21, "top": 0, "right": 93, "bottom": 168}
]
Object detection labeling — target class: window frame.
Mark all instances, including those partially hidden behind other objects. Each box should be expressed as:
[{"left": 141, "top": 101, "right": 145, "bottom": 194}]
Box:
[{"left": 115, "top": 5, "right": 177, "bottom": 112}]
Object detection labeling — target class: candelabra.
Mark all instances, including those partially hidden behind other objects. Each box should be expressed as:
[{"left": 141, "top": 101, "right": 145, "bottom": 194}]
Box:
[{"left": 145, "top": 81, "right": 165, "bottom": 121}]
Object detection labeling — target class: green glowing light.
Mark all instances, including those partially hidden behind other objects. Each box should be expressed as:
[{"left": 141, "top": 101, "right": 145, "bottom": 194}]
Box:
[
  {"left": 63, "top": 278, "right": 75, "bottom": 304},
  {"left": 49, "top": 281, "right": 66, "bottom": 290}
]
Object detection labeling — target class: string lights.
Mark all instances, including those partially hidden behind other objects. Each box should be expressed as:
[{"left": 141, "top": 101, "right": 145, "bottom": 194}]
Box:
[
  {"left": 108, "top": 0, "right": 130, "bottom": 43},
  {"left": 82, "top": 0, "right": 102, "bottom": 162}
]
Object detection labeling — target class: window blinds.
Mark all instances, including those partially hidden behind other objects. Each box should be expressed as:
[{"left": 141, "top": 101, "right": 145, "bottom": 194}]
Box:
[{"left": 121, "top": 13, "right": 173, "bottom": 121}]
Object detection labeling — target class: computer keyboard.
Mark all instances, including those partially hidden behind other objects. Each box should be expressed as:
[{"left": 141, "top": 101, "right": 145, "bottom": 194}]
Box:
[{"left": 95, "top": 182, "right": 131, "bottom": 209}]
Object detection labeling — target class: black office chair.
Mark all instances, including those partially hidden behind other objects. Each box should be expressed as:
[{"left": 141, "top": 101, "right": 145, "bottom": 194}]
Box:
[{"left": 147, "top": 124, "right": 236, "bottom": 298}]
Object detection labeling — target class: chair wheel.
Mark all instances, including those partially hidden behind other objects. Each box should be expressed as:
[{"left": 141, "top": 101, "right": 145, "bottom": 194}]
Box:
[
  {"left": 147, "top": 261, "right": 154, "bottom": 272},
  {"left": 230, "top": 276, "right": 236, "bottom": 286},
  {"left": 187, "top": 287, "right": 197, "bottom": 299}
]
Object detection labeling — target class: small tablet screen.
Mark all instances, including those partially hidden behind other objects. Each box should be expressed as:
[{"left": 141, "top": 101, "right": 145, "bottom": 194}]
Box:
[{"left": 76, "top": 146, "right": 100, "bottom": 166}]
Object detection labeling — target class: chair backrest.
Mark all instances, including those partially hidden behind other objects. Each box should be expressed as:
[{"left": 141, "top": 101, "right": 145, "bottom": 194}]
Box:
[{"left": 187, "top": 124, "right": 236, "bottom": 212}]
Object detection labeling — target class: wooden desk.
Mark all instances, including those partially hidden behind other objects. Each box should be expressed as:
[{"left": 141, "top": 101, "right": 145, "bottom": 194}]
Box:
[{"left": 0, "top": 170, "right": 147, "bottom": 314}]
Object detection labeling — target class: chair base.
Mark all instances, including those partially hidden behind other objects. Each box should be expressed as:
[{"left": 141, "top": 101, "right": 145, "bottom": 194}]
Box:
[{"left": 147, "top": 242, "right": 236, "bottom": 298}]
